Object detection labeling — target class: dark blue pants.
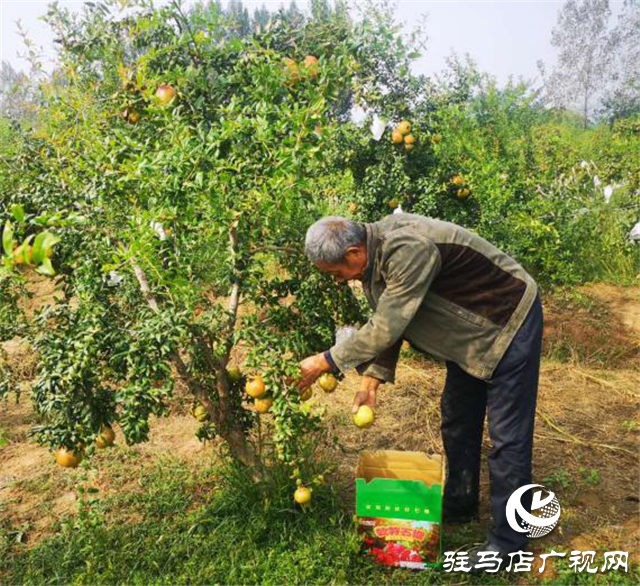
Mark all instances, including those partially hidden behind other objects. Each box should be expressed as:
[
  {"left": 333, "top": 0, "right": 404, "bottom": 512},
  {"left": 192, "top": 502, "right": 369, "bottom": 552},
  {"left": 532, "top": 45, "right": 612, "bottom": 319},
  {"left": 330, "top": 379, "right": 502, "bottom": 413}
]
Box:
[{"left": 441, "top": 295, "right": 543, "bottom": 551}]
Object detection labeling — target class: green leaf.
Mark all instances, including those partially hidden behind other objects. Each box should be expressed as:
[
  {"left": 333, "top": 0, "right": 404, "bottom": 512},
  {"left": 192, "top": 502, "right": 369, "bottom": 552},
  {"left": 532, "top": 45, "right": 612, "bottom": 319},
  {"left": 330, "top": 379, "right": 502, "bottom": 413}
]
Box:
[
  {"left": 29, "top": 231, "right": 57, "bottom": 266},
  {"left": 41, "top": 232, "right": 60, "bottom": 254},
  {"left": 11, "top": 204, "right": 25, "bottom": 223},
  {"left": 2, "top": 221, "right": 14, "bottom": 256},
  {"left": 36, "top": 257, "right": 55, "bottom": 276},
  {"left": 32, "top": 232, "right": 47, "bottom": 265}
]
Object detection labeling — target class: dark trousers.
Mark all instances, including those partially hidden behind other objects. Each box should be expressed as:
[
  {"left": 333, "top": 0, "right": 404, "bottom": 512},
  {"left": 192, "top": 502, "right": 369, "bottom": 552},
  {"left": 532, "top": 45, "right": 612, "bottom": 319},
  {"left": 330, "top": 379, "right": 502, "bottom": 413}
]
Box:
[{"left": 441, "top": 295, "right": 543, "bottom": 552}]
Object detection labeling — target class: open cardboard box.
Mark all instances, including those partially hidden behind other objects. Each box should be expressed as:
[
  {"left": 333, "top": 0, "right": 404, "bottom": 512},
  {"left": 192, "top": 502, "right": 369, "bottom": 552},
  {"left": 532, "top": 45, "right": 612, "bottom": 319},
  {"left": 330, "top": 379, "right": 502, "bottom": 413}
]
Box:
[{"left": 355, "top": 450, "right": 445, "bottom": 569}]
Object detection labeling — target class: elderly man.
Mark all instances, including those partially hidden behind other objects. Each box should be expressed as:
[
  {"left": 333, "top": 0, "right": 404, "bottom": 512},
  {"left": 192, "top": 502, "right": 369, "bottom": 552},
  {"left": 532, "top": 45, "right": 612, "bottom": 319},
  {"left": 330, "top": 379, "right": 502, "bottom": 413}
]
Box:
[{"left": 298, "top": 213, "right": 543, "bottom": 569}]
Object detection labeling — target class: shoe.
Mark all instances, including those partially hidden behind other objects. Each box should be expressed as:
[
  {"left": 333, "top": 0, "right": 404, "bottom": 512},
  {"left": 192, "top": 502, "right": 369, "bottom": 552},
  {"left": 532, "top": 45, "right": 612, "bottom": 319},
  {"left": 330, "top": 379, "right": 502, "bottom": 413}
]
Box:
[{"left": 467, "top": 540, "right": 509, "bottom": 575}]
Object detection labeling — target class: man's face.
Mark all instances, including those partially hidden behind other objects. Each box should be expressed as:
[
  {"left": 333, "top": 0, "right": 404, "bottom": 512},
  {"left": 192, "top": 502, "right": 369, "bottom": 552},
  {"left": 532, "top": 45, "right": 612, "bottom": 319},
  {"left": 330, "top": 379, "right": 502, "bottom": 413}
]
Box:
[{"left": 315, "top": 246, "right": 368, "bottom": 283}]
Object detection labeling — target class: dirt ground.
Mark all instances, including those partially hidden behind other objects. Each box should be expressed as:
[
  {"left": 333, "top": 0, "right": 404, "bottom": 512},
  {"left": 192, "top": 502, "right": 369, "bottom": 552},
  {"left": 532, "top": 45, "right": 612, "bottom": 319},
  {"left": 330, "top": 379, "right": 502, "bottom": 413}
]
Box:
[{"left": 1, "top": 283, "right": 639, "bottom": 565}]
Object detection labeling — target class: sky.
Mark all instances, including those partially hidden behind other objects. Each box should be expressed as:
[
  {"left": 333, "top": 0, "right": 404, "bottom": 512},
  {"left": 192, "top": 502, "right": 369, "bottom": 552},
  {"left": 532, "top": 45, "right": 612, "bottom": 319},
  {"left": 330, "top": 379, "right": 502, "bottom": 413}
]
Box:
[{"left": 0, "top": 0, "right": 625, "bottom": 86}]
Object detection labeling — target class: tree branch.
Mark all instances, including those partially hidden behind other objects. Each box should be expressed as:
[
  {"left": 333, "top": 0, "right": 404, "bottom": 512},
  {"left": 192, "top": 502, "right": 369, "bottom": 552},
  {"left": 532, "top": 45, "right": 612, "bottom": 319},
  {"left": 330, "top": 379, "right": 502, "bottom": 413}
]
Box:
[
  {"left": 250, "top": 245, "right": 302, "bottom": 255},
  {"left": 171, "top": 0, "right": 201, "bottom": 67},
  {"left": 130, "top": 259, "right": 159, "bottom": 312},
  {"left": 226, "top": 226, "right": 241, "bottom": 357},
  {"left": 130, "top": 258, "right": 219, "bottom": 423},
  {"left": 130, "top": 257, "right": 259, "bottom": 473}
]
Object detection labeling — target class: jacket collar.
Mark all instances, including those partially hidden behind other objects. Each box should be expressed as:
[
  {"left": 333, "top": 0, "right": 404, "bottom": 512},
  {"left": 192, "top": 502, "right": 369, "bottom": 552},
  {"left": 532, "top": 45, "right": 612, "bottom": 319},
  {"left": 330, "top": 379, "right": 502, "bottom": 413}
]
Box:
[{"left": 362, "top": 222, "right": 380, "bottom": 283}]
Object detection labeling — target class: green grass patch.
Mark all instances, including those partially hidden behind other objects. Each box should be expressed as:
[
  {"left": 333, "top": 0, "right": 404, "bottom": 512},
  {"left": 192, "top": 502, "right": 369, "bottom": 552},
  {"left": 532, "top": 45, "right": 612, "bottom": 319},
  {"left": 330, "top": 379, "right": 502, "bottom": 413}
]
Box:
[
  {"left": 0, "top": 457, "right": 637, "bottom": 585},
  {"left": 0, "top": 427, "right": 9, "bottom": 448}
]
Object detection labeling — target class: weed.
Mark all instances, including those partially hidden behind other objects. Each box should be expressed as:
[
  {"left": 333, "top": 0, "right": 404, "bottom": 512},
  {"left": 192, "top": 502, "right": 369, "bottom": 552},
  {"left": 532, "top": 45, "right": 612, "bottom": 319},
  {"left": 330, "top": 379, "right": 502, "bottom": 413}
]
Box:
[
  {"left": 15, "top": 475, "right": 54, "bottom": 495},
  {"left": 621, "top": 420, "right": 640, "bottom": 432},
  {"left": 543, "top": 470, "right": 573, "bottom": 491},
  {"left": 579, "top": 467, "right": 601, "bottom": 486}
]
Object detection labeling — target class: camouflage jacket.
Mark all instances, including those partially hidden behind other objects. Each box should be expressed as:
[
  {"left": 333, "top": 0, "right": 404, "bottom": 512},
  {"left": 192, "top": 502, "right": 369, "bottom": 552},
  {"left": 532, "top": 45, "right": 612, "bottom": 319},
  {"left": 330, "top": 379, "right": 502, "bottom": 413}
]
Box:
[{"left": 329, "top": 213, "right": 538, "bottom": 382}]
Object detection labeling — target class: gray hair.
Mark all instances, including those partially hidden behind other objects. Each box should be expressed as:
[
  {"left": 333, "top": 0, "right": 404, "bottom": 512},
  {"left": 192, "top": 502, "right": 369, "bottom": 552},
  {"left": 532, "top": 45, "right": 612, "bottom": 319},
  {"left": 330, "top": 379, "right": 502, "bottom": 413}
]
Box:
[{"left": 304, "top": 216, "right": 366, "bottom": 264}]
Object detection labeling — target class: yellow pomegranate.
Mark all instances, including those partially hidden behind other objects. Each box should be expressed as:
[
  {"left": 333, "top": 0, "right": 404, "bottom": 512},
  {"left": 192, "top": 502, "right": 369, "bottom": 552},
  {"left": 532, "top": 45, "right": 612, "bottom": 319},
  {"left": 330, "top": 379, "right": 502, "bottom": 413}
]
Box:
[
  {"left": 353, "top": 405, "right": 375, "bottom": 429},
  {"left": 127, "top": 109, "right": 141, "bottom": 124},
  {"left": 254, "top": 397, "right": 273, "bottom": 414},
  {"left": 303, "top": 55, "right": 320, "bottom": 78},
  {"left": 192, "top": 404, "right": 209, "bottom": 422},
  {"left": 294, "top": 486, "right": 312, "bottom": 504},
  {"left": 246, "top": 376, "right": 267, "bottom": 398},
  {"left": 318, "top": 373, "right": 338, "bottom": 393},
  {"left": 226, "top": 366, "right": 242, "bottom": 383},
  {"left": 155, "top": 84, "right": 176, "bottom": 106},
  {"left": 55, "top": 448, "right": 84, "bottom": 468},
  {"left": 283, "top": 58, "right": 301, "bottom": 84},
  {"left": 95, "top": 425, "right": 116, "bottom": 449},
  {"left": 397, "top": 120, "right": 411, "bottom": 135}
]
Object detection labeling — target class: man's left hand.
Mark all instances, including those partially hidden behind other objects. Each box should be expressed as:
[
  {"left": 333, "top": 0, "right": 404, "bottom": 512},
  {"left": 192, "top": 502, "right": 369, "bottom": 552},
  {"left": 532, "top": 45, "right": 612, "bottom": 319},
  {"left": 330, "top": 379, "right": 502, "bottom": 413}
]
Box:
[
  {"left": 352, "top": 375, "right": 381, "bottom": 413},
  {"left": 298, "top": 353, "right": 330, "bottom": 390}
]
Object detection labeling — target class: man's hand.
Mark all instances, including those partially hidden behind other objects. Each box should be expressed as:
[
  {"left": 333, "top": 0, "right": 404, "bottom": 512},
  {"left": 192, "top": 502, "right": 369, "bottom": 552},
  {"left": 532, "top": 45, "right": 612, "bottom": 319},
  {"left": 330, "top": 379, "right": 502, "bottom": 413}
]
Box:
[
  {"left": 352, "top": 375, "right": 381, "bottom": 414},
  {"left": 298, "top": 353, "right": 330, "bottom": 390}
]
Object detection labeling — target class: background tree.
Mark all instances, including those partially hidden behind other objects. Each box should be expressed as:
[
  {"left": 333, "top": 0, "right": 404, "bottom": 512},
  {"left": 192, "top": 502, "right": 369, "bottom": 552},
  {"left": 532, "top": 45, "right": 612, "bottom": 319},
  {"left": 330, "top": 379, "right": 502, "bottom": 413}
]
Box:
[
  {"left": 188, "top": 0, "right": 309, "bottom": 40},
  {"left": 252, "top": 4, "right": 272, "bottom": 31},
  {"left": 537, "top": 0, "right": 613, "bottom": 127},
  {"left": 226, "top": 0, "right": 251, "bottom": 38},
  {"left": 0, "top": 61, "right": 36, "bottom": 122},
  {"left": 283, "top": 0, "right": 307, "bottom": 28},
  {"left": 599, "top": 0, "right": 640, "bottom": 122}
]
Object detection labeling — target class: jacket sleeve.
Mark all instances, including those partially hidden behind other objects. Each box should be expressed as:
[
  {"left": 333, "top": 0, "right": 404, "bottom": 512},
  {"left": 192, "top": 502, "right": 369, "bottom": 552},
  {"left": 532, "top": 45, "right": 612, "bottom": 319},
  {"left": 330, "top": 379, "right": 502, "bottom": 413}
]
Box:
[
  {"left": 356, "top": 339, "right": 403, "bottom": 383},
  {"left": 329, "top": 230, "right": 441, "bottom": 373}
]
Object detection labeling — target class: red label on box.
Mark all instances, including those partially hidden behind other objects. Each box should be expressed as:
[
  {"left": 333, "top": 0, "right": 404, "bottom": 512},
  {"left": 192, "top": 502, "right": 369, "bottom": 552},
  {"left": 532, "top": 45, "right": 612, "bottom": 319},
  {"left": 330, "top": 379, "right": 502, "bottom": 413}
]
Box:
[{"left": 358, "top": 517, "right": 441, "bottom": 569}]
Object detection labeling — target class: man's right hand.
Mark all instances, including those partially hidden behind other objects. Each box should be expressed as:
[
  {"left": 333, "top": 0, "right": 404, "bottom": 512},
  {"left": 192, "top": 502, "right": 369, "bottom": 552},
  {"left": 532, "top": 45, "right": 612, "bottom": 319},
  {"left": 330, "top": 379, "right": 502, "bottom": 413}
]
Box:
[
  {"left": 351, "top": 375, "right": 381, "bottom": 413},
  {"left": 297, "top": 352, "right": 330, "bottom": 390}
]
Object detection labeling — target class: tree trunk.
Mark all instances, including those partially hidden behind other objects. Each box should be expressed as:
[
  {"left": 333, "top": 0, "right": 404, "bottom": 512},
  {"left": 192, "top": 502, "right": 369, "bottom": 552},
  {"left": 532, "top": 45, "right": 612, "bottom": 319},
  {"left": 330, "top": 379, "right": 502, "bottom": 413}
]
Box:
[
  {"left": 220, "top": 427, "right": 262, "bottom": 470},
  {"left": 583, "top": 91, "right": 589, "bottom": 129}
]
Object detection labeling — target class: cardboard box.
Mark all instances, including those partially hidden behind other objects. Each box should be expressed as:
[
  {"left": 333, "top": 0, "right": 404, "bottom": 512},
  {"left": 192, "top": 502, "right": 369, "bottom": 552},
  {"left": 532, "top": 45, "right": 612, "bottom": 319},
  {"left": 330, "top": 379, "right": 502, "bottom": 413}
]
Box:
[{"left": 355, "top": 450, "right": 445, "bottom": 569}]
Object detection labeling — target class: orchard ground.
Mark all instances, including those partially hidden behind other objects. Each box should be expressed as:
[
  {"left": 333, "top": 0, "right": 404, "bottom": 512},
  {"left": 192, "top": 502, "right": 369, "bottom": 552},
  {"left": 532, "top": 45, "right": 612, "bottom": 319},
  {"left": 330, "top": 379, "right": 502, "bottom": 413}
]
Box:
[{"left": 1, "top": 281, "right": 639, "bottom": 585}]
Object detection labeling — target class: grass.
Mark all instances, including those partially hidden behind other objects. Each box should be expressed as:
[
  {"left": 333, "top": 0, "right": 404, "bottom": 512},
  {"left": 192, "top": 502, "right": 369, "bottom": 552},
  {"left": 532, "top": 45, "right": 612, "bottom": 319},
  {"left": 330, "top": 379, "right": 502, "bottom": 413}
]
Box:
[
  {"left": 621, "top": 420, "right": 640, "bottom": 433},
  {"left": 541, "top": 286, "right": 638, "bottom": 367},
  {"left": 1, "top": 457, "right": 637, "bottom": 586}
]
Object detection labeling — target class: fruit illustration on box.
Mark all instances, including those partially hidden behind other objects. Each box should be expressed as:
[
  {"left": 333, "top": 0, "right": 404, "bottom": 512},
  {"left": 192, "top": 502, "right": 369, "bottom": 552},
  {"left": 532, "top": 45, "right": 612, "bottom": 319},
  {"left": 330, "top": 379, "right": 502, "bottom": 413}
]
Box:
[{"left": 358, "top": 517, "right": 441, "bottom": 568}]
